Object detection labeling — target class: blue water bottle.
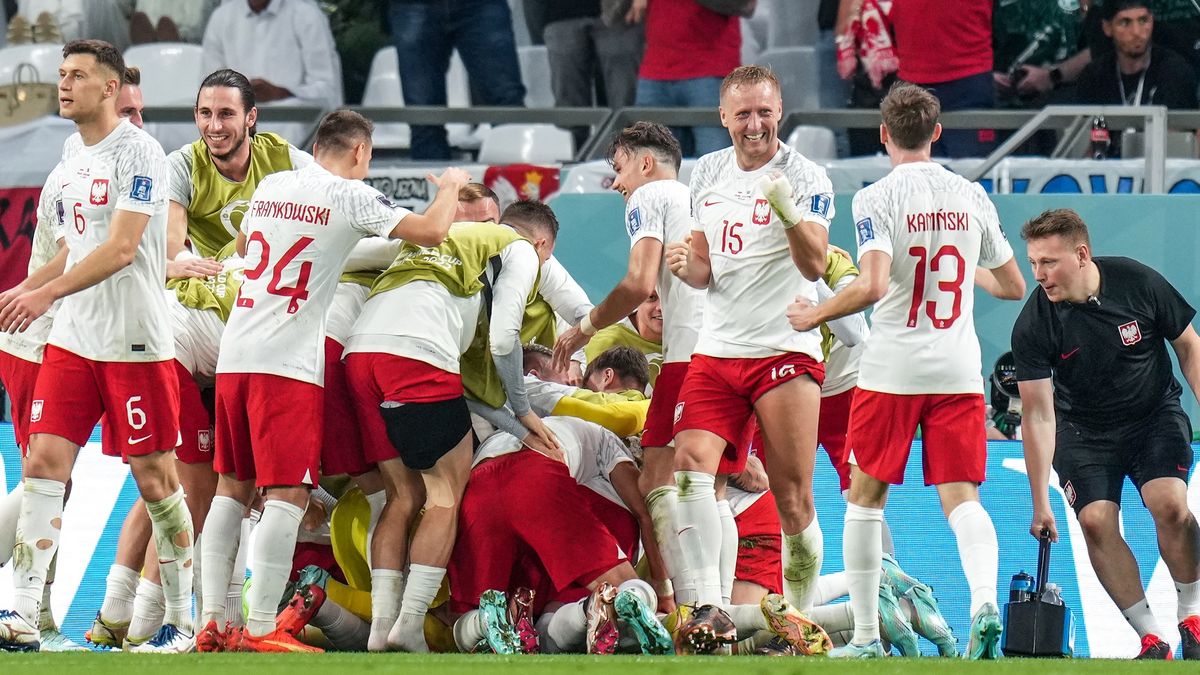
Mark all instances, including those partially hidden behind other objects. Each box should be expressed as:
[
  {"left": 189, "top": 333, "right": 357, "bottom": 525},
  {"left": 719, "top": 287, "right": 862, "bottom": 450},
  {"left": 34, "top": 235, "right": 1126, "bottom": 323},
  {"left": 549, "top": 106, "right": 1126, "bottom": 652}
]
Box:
[{"left": 1010, "top": 571, "right": 1035, "bottom": 603}]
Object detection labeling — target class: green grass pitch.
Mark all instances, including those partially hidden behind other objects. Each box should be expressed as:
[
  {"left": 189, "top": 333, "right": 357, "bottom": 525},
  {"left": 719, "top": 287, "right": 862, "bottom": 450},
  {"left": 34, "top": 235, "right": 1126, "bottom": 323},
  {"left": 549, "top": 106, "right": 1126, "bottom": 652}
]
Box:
[{"left": 0, "top": 653, "right": 1187, "bottom": 674}]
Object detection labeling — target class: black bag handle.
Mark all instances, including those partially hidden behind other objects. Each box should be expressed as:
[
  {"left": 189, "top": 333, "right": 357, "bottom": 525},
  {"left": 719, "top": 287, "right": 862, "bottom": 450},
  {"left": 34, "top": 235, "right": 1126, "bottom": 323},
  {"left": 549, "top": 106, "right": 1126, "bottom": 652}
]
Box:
[{"left": 1036, "top": 529, "right": 1052, "bottom": 594}]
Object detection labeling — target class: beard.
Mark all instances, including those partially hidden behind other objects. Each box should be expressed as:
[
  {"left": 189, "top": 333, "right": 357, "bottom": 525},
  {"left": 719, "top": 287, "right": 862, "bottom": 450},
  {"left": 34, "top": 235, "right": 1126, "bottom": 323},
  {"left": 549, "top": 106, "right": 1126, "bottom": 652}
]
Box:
[{"left": 209, "top": 128, "right": 249, "bottom": 162}]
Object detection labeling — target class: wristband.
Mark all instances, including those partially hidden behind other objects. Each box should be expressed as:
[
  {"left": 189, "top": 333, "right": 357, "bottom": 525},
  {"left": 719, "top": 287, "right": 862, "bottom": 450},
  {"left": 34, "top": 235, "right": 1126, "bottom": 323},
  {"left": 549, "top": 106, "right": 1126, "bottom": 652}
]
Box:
[
  {"left": 580, "top": 313, "right": 598, "bottom": 337},
  {"left": 652, "top": 577, "right": 673, "bottom": 597},
  {"left": 174, "top": 249, "right": 200, "bottom": 262},
  {"left": 1049, "top": 66, "right": 1064, "bottom": 89}
]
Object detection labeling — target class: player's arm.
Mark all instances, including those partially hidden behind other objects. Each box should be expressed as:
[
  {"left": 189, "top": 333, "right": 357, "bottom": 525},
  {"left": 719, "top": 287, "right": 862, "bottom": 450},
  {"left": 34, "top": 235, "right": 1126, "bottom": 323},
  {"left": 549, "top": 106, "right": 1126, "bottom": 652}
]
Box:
[
  {"left": 818, "top": 276, "right": 869, "bottom": 347},
  {"left": 668, "top": 233, "right": 710, "bottom": 289},
  {"left": 608, "top": 461, "right": 672, "bottom": 603},
  {"left": 1171, "top": 325, "right": 1200, "bottom": 402},
  {"left": 387, "top": 168, "right": 471, "bottom": 246},
  {"left": 0, "top": 244, "right": 69, "bottom": 333},
  {"left": 760, "top": 173, "right": 828, "bottom": 280},
  {"left": 552, "top": 238, "right": 660, "bottom": 372},
  {"left": 1017, "top": 377, "right": 1058, "bottom": 542},
  {"left": 549, "top": 395, "right": 650, "bottom": 437},
  {"left": 235, "top": 229, "right": 248, "bottom": 258},
  {"left": 788, "top": 250, "right": 889, "bottom": 331},
  {"left": 974, "top": 257, "right": 1026, "bottom": 300},
  {"left": 539, "top": 255, "right": 593, "bottom": 325},
  {"left": 165, "top": 200, "right": 223, "bottom": 279}
]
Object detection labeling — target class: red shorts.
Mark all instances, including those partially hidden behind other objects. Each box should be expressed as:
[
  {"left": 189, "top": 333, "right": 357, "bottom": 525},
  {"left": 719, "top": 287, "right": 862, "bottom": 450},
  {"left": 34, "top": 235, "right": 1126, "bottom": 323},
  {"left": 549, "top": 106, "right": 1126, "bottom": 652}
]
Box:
[
  {"left": 30, "top": 345, "right": 180, "bottom": 457},
  {"left": 817, "top": 387, "right": 857, "bottom": 491},
  {"left": 845, "top": 391, "right": 987, "bottom": 486},
  {"left": 447, "top": 450, "right": 627, "bottom": 614},
  {"left": 734, "top": 491, "right": 782, "bottom": 595},
  {"left": 174, "top": 360, "right": 214, "bottom": 465},
  {"left": 344, "top": 352, "right": 462, "bottom": 466},
  {"left": 0, "top": 350, "right": 40, "bottom": 452},
  {"left": 642, "top": 361, "right": 688, "bottom": 447},
  {"left": 214, "top": 372, "right": 322, "bottom": 487},
  {"left": 676, "top": 353, "right": 823, "bottom": 472},
  {"left": 321, "top": 339, "right": 367, "bottom": 476}
]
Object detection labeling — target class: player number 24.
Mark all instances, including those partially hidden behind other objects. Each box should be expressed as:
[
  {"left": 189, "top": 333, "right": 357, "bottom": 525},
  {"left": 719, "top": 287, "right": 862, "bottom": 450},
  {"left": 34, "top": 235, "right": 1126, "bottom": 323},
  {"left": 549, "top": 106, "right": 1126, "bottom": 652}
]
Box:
[
  {"left": 236, "top": 232, "right": 315, "bottom": 314},
  {"left": 906, "top": 245, "right": 965, "bottom": 330}
]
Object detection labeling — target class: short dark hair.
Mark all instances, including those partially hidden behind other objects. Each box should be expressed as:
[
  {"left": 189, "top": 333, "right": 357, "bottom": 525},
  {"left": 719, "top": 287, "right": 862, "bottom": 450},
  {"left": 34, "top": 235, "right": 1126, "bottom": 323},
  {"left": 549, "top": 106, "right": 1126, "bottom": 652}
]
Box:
[
  {"left": 123, "top": 66, "right": 141, "bottom": 87},
  {"left": 522, "top": 343, "right": 553, "bottom": 375},
  {"left": 1020, "top": 208, "right": 1091, "bottom": 247},
  {"left": 458, "top": 182, "right": 500, "bottom": 209},
  {"left": 63, "top": 39, "right": 124, "bottom": 83},
  {"left": 314, "top": 109, "right": 374, "bottom": 155},
  {"left": 501, "top": 200, "right": 558, "bottom": 242},
  {"left": 606, "top": 121, "right": 682, "bottom": 172},
  {"left": 197, "top": 68, "right": 256, "bottom": 114},
  {"left": 1103, "top": 0, "right": 1151, "bottom": 20},
  {"left": 584, "top": 346, "right": 650, "bottom": 392},
  {"left": 720, "top": 64, "right": 781, "bottom": 99},
  {"left": 880, "top": 81, "right": 941, "bottom": 150}
]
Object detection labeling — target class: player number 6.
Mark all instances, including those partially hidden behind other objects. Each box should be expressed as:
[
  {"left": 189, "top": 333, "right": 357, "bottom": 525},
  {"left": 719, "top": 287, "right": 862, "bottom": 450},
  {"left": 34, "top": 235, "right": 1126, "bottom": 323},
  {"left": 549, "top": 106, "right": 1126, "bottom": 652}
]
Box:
[{"left": 126, "top": 395, "right": 147, "bottom": 430}]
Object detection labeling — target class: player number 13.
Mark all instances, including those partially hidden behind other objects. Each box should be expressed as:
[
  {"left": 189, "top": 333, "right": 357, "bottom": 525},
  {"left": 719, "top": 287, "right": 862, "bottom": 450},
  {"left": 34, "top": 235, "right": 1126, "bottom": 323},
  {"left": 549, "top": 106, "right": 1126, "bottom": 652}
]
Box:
[{"left": 906, "top": 245, "right": 965, "bottom": 330}]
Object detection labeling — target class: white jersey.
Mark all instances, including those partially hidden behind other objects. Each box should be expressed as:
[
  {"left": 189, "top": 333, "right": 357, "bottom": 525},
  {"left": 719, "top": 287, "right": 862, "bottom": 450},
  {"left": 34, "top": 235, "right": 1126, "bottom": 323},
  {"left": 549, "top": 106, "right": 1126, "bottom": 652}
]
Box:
[
  {"left": 0, "top": 161, "right": 70, "bottom": 363},
  {"left": 169, "top": 293, "right": 224, "bottom": 383},
  {"left": 217, "top": 163, "right": 406, "bottom": 384},
  {"left": 472, "top": 416, "right": 635, "bottom": 508},
  {"left": 852, "top": 162, "right": 1014, "bottom": 394},
  {"left": 49, "top": 120, "right": 174, "bottom": 363},
  {"left": 626, "top": 179, "right": 704, "bottom": 363},
  {"left": 327, "top": 281, "right": 370, "bottom": 347},
  {"left": 689, "top": 143, "right": 833, "bottom": 360}
]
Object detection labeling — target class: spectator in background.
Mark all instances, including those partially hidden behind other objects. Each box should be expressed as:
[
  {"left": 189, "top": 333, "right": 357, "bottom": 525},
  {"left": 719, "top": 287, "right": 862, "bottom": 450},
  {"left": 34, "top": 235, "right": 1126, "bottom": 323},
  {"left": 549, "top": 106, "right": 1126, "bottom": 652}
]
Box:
[
  {"left": 203, "top": 0, "right": 343, "bottom": 110},
  {"left": 834, "top": 0, "right": 899, "bottom": 156},
  {"left": 889, "top": 0, "right": 996, "bottom": 158},
  {"left": 129, "top": 0, "right": 218, "bottom": 44},
  {"left": 994, "top": 0, "right": 1086, "bottom": 106},
  {"left": 388, "top": 0, "right": 526, "bottom": 160},
  {"left": 636, "top": 0, "right": 747, "bottom": 158},
  {"left": 544, "top": 0, "right": 644, "bottom": 149},
  {"left": 325, "top": 0, "right": 390, "bottom": 105},
  {"left": 1084, "top": 0, "right": 1200, "bottom": 76},
  {"left": 9, "top": 0, "right": 131, "bottom": 49},
  {"left": 1075, "top": 0, "right": 1196, "bottom": 156}
]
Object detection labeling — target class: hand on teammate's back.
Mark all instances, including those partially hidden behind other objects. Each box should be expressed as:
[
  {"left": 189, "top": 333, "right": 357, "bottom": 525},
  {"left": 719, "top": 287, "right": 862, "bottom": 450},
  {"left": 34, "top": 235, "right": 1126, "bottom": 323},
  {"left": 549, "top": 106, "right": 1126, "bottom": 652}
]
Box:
[
  {"left": 551, "top": 325, "right": 589, "bottom": 374},
  {"left": 518, "top": 411, "right": 564, "bottom": 463},
  {"left": 166, "top": 257, "right": 224, "bottom": 280}
]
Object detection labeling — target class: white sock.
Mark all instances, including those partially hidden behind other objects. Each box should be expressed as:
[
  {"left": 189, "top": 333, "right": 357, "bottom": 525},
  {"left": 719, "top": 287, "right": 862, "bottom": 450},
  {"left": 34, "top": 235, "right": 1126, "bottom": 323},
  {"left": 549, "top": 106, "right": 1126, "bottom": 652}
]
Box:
[
  {"left": 388, "top": 563, "right": 444, "bottom": 652},
  {"left": 783, "top": 518, "right": 824, "bottom": 611},
  {"left": 1122, "top": 599, "right": 1165, "bottom": 639},
  {"left": 38, "top": 554, "right": 58, "bottom": 631},
  {"left": 199, "top": 495, "right": 243, "bottom": 626},
  {"left": 814, "top": 571, "right": 849, "bottom": 605},
  {"left": 244, "top": 500, "right": 304, "bottom": 637},
  {"left": 128, "top": 578, "right": 165, "bottom": 641},
  {"left": 716, "top": 500, "right": 737, "bottom": 605},
  {"left": 312, "top": 599, "right": 370, "bottom": 651},
  {"left": 544, "top": 599, "right": 587, "bottom": 652},
  {"left": 1176, "top": 579, "right": 1200, "bottom": 621},
  {"left": 226, "top": 514, "right": 257, "bottom": 626},
  {"left": 675, "top": 471, "right": 722, "bottom": 605},
  {"left": 145, "top": 487, "right": 194, "bottom": 631},
  {"left": 646, "top": 485, "right": 694, "bottom": 604},
  {"left": 452, "top": 609, "right": 486, "bottom": 651},
  {"left": 192, "top": 534, "right": 203, "bottom": 626},
  {"left": 364, "top": 489, "right": 386, "bottom": 569},
  {"left": 0, "top": 480, "right": 23, "bottom": 566},
  {"left": 809, "top": 601, "right": 854, "bottom": 634},
  {"left": 881, "top": 516, "right": 895, "bottom": 557},
  {"left": 844, "top": 503, "right": 883, "bottom": 645},
  {"left": 723, "top": 603, "right": 768, "bottom": 633},
  {"left": 948, "top": 500, "right": 999, "bottom": 617},
  {"left": 12, "top": 478, "right": 66, "bottom": 622},
  {"left": 368, "top": 568, "right": 404, "bottom": 652},
  {"left": 617, "top": 578, "right": 656, "bottom": 609},
  {"left": 99, "top": 564, "right": 140, "bottom": 623}
]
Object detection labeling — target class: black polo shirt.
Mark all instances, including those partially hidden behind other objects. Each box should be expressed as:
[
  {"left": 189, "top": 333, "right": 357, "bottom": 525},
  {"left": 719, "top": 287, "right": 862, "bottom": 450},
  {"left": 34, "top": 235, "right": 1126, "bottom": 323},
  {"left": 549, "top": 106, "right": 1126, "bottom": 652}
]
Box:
[{"left": 1011, "top": 256, "right": 1195, "bottom": 430}]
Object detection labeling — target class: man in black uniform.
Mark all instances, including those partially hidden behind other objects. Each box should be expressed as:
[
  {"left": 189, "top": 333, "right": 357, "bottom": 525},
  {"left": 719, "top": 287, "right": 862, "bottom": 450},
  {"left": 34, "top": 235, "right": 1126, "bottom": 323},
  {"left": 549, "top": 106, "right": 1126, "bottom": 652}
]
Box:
[{"left": 1012, "top": 208, "right": 1200, "bottom": 660}]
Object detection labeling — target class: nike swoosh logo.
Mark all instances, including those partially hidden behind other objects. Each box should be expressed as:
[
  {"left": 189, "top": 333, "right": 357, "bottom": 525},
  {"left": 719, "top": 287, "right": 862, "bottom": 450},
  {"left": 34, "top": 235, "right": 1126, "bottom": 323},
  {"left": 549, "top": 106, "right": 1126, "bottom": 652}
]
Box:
[
  {"left": 1060, "top": 347, "right": 1080, "bottom": 360},
  {"left": 703, "top": 200, "right": 721, "bottom": 206},
  {"left": 128, "top": 434, "right": 153, "bottom": 445}
]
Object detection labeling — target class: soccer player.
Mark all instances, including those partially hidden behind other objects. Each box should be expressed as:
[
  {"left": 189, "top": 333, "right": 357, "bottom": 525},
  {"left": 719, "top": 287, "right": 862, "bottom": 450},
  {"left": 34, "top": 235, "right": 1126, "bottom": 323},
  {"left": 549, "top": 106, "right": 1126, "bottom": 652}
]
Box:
[
  {"left": 194, "top": 110, "right": 468, "bottom": 653},
  {"left": 1013, "top": 208, "right": 1200, "bottom": 660},
  {"left": 551, "top": 121, "right": 702, "bottom": 609},
  {"left": 787, "top": 82, "right": 1025, "bottom": 659},
  {"left": 666, "top": 65, "right": 832, "bottom": 614},
  {"left": 582, "top": 292, "right": 664, "bottom": 386},
  {"left": 523, "top": 344, "right": 652, "bottom": 437},
  {"left": 343, "top": 202, "right": 559, "bottom": 652},
  {"left": 0, "top": 40, "right": 195, "bottom": 653}
]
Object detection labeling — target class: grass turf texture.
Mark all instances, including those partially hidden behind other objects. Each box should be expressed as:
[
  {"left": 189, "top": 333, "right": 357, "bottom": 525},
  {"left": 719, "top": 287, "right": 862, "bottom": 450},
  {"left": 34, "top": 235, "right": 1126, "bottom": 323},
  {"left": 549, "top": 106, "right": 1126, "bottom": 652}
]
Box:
[{"left": 0, "top": 654, "right": 1186, "bottom": 674}]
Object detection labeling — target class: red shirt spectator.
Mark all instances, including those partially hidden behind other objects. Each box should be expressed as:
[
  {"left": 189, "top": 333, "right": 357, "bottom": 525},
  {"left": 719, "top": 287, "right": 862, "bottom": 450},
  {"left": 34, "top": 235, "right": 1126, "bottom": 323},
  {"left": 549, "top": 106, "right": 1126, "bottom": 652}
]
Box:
[
  {"left": 639, "top": 0, "right": 740, "bottom": 81},
  {"left": 890, "top": 0, "right": 992, "bottom": 83}
]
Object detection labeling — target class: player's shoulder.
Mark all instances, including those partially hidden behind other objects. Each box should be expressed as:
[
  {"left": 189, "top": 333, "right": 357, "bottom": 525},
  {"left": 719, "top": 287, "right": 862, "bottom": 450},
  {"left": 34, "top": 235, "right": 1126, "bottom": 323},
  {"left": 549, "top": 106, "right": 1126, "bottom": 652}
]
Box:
[
  {"left": 116, "top": 123, "right": 167, "bottom": 160},
  {"left": 777, "top": 142, "right": 829, "bottom": 179},
  {"left": 1096, "top": 255, "right": 1162, "bottom": 286},
  {"left": 690, "top": 147, "right": 738, "bottom": 191}
]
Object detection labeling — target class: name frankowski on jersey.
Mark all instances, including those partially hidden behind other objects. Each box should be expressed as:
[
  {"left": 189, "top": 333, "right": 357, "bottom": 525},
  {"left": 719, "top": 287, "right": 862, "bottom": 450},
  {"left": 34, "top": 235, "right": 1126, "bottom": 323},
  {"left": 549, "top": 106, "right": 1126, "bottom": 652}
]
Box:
[{"left": 249, "top": 199, "right": 332, "bottom": 226}]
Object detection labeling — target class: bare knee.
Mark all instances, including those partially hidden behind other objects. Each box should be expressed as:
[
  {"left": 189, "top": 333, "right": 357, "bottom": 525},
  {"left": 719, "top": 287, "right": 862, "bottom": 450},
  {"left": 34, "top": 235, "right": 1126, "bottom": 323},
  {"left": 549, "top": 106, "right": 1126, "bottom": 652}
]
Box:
[
  {"left": 1150, "top": 499, "right": 1194, "bottom": 531},
  {"left": 1077, "top": 504, "right": 1120, "bottom": 544}
]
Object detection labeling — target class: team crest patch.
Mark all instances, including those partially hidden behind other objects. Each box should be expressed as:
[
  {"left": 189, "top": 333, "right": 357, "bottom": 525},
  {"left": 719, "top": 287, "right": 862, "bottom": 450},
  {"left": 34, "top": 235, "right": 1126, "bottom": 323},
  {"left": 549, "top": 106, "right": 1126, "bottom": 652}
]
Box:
[
  {"left": 1118, "top": 320, "right": 1142, "bottom": 346},
  {"left": 89, "top": 179, "right": 109, "bottom": 206},
  {"left": 674, "top": 401, "right": 685, "bottom": 424},
  {"left": 30, "top": 400, "right": 43, "bottom": 423},
  {"left": 752, "top": 198, "right": 771, "bottom": 225},
  {"left": 856, "top": 217, "right": 875, "bottom": 245},
  {"left": 627, "top": 206, "right": 642, "bottom": 237},
  {"left": 811, "top": 193, "right": 831, "bottom": 219},
  {"left": 198, "top": 429, "right": 213, "bottom": 453},
  {"left": 130, "top": 175, "right": 153, "bottom": 202},
  {"left": 377, "top": 195, "right": 399, "bottom": 209},
  {"left": 1063, "top": 480, "right": 1076, "bottom": 507}
]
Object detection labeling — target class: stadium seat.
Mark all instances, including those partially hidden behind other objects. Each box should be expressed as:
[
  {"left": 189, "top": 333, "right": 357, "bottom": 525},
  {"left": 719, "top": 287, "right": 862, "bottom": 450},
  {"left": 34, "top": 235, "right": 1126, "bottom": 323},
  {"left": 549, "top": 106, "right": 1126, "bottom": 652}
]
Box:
[
  {"left": 740, "top": 18, "right": 761, "bottom": 67},
  {"left": 786, "top": 125, "right": 837, "bottom": 160},
  {"left": 123, "top": 43, "right": 205, "bottom": 105},
  {"left": 477, "top": 123, "right": 573, "bottom": 164},
  {"left": 518, "top": 45, "right": 553, "bottom": 108},
  {"left": 761, "top": 0, "right": 819, "bottom": 48},
  {"left": 0, "top": 43, "right": 65, "bottom": 85},
  {"left": 755, "top": 47, "right": 821, "bottom": 111},
  {"left": 361, "top": 47, "right": 410, "bottom": 150}
]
